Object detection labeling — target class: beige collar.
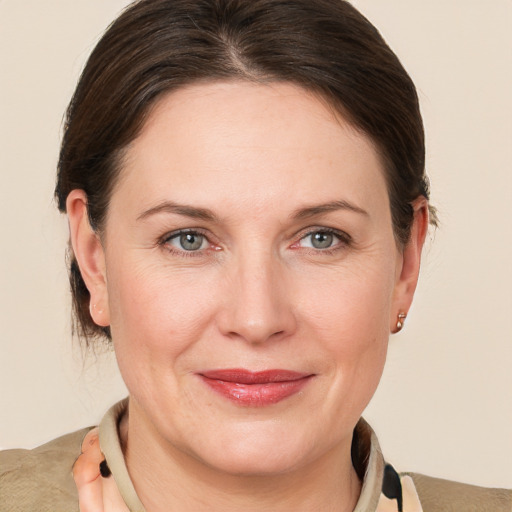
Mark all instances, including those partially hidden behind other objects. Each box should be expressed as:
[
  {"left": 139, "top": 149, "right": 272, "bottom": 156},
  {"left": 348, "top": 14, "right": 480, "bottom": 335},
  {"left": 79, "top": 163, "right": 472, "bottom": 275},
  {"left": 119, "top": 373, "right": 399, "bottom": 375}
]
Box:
[{"left": 99, "top": 398, "right": 144, "bottom": 511}]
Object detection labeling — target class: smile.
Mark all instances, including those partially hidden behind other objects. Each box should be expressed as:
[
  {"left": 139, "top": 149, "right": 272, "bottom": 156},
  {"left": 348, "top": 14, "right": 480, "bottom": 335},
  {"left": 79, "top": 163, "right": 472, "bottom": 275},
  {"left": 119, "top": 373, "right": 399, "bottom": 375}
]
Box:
[{"left": 199, "top": 369, "right": 314, "bottom": 406}]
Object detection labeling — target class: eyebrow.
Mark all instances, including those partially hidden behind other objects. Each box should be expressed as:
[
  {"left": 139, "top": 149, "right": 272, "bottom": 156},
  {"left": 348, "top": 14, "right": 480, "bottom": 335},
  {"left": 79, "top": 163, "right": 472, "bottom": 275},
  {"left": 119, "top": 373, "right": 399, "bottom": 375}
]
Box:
[
  {"left": 137, "top": 199, "right": 368, "bottom": 223},
  {"left": 292, "top": 200, "right": 369, "bottom": 219},
  {"left": 137, "top": 201, "right": 217, "bottom": 222}
]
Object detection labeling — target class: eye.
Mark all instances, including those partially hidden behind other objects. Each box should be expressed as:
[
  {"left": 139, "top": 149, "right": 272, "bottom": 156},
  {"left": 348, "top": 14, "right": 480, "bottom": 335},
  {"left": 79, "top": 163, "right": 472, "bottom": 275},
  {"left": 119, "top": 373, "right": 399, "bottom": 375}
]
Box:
[
  {"left": 297, "top": 230, "right": 345, "bottom": 250},
  {"left": 165, "top": 231, "right": 209, "bottom": 252}
]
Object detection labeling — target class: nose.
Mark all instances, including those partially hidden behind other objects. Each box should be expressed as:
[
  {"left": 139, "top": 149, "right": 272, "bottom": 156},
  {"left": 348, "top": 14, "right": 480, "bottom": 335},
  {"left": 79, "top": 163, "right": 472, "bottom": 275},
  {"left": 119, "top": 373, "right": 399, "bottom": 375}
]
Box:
[{"left": 216, "top": 252, "right": 297, "bottom": 345}]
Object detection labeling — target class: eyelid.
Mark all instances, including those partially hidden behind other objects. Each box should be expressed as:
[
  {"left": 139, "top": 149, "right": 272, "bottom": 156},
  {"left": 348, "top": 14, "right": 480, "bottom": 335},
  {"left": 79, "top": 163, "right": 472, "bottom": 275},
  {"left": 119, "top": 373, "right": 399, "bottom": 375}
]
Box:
[
  {"left": 158, "top": 226, "right": 351, "bottom": 256},
  {"left": 297, "top": 226, "right": 351, "bottom": 242},
  {"left": 159, "top": 228, "right": 221, "bottom": 255},
  {"left": 161, "top": 228, "right": 208, "bottom": 243},
  {"left": 290, "top": 226, "right": 352, "bottom": 251}
]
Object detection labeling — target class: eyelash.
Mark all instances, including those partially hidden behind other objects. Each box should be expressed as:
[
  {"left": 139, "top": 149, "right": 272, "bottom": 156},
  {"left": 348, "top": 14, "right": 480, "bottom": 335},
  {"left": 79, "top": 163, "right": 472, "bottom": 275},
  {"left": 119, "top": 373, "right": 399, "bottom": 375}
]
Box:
[
  {"left": 291, "top": 227, "right": 352, "bottom": 256},
  {"left": 159, "top": 229, "right": 216, "bottom": 258},
  {"left": 159, "top": 227, "right": 352, "bottom": 257}
]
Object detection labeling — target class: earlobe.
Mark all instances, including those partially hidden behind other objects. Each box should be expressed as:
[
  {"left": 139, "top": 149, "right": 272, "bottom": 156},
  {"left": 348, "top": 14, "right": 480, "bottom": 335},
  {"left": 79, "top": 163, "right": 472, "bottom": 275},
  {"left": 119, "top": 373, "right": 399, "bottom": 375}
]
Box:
[
  {"left": 390, "top": 197, "right": 429, "bottom": 333},
  {"left": 66, "top": 190, "right": 110, "bottom": 327}
]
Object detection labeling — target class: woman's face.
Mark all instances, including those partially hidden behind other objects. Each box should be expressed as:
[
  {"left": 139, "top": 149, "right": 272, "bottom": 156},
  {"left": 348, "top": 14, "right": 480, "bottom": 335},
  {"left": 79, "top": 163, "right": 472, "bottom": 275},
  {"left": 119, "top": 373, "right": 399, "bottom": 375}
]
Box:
[{"left": 75, "top": 81, "right": 423, "bottom": 475}]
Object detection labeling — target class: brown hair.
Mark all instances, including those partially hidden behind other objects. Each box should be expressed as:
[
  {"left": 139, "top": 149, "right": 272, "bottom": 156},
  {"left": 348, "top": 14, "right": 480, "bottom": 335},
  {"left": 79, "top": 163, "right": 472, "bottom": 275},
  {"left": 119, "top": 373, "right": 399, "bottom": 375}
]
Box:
[{"left": 55, "top": 0, "right": 435, "bottom": 344}]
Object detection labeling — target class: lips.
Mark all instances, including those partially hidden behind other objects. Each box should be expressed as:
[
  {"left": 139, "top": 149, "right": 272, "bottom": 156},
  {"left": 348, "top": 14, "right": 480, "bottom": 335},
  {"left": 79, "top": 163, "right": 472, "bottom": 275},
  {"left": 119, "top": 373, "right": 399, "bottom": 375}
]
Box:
[{"left": 199, "top": 369, "right": 313, "bottom": 406}]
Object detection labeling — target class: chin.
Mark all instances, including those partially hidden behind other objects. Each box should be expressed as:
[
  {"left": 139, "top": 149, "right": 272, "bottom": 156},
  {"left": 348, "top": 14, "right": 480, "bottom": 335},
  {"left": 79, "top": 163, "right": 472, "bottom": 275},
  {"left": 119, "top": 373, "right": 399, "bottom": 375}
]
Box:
[{"left": 186, "top": 422, "right": 319, "bottom": 476}]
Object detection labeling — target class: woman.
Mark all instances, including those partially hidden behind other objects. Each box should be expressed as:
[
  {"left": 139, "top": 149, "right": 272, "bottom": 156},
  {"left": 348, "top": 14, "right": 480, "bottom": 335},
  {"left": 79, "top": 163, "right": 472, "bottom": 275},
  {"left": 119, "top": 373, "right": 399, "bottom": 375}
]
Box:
[{"left": 1, "top": 0, "right": 510, "bottom": 511}]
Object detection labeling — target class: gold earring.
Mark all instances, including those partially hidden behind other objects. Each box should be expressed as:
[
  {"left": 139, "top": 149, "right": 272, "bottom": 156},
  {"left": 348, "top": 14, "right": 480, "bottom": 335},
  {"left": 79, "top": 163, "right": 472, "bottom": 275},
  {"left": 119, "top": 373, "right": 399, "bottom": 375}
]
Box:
[{"left": 395, "top": 312, "right": 407, "bottom": 332}]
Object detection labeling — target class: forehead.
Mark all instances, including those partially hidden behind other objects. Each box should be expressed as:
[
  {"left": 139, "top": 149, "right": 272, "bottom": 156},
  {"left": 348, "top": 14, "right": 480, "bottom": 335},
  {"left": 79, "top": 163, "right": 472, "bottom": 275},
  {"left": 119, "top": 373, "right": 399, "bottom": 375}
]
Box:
[{"left": 114, "top": 81, "right": 389, "bottom": 219}]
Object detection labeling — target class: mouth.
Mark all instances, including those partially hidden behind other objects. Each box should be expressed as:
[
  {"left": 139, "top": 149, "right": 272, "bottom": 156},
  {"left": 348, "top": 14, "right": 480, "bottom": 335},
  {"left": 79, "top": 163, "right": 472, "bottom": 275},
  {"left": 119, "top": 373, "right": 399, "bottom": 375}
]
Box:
[{"left": 198, "top": 369, "right": 314, "bottom": 406}]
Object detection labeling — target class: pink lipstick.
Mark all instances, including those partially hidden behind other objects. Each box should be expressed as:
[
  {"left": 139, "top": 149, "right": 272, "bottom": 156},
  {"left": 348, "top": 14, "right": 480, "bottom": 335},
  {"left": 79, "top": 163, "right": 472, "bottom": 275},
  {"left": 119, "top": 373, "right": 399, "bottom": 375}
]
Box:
[{"left": 199, "top": 369, "right": 313, "bottom": 406}]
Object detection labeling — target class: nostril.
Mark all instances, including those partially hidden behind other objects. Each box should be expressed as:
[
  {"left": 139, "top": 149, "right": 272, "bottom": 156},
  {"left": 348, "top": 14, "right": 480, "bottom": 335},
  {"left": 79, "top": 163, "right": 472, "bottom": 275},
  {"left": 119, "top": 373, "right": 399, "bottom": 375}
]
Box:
[{"left": 225, "top": 327, "right": 288, "bottom": 345}]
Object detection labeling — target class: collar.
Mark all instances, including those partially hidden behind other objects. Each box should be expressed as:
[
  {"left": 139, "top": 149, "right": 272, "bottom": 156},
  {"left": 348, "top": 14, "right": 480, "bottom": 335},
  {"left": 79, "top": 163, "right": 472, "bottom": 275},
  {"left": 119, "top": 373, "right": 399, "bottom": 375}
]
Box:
[
  {"left": 98, "top": 399, "right": 422, "bottom": 512},
  {"left": 99, "top": 398, "right": 144, "bottom": 511}
]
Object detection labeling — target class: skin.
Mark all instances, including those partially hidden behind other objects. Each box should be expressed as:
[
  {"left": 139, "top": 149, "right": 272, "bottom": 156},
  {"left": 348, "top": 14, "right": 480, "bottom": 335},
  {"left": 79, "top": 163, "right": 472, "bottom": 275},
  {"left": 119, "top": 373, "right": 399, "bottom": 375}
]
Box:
[{"left": 68, "top": 81, "right": 428, "bottom": 511}]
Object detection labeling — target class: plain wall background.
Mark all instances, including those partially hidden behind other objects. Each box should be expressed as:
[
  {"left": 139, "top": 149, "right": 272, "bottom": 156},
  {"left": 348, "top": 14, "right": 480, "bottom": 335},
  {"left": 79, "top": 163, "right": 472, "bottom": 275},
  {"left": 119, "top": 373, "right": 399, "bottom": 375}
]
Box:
[{"left": 0, "top": 0, "right": 510, "bottom": 489}]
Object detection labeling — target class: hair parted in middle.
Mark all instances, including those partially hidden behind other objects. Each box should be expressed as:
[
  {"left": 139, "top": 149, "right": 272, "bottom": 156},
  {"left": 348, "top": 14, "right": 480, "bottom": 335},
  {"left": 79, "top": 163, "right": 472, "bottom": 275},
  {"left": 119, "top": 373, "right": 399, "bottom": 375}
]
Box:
[{"left": 56, "top": 0, "right": 433, "bottom": 344}]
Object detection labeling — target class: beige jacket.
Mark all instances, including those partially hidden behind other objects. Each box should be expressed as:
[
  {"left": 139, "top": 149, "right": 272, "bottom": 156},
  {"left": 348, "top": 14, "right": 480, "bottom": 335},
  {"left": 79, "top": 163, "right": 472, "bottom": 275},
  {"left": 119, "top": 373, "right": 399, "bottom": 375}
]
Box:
[{"left": 1, "top": 400, "right": 510, "bottom": 511}]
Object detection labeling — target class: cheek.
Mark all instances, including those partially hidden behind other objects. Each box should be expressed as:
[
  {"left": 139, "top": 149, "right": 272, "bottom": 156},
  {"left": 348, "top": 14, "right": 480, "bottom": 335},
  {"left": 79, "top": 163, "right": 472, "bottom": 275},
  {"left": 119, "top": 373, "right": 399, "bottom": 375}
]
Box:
[
  {"left": 297, "top": 259, "right": 393, "bottom": 411},
  {"left": 300, "top": 257, "right": 395, "bottom": 343},
  {"left": 105, "top": 257, "right": 217, "bottom": 373},
  {"left": 312, "top": 281, "right": 389, "bottom": 381}
]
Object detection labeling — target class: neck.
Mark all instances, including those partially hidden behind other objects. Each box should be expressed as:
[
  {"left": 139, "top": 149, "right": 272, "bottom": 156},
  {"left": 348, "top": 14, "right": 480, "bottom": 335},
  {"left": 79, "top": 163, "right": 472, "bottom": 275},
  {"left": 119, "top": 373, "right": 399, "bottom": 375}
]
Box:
[{"left": 121, "top": 400, "right": 361, "bottom": 512}]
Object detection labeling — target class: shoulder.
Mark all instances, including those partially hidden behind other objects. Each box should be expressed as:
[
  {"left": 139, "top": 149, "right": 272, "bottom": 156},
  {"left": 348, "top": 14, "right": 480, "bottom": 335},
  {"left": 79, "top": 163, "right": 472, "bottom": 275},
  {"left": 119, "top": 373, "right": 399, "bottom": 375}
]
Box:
[
  {"left": 404, "top": 472, "right": 512, "bottom": 512},
  {"left": 0, "top": 427, "right": 91, "bottom": 512}
]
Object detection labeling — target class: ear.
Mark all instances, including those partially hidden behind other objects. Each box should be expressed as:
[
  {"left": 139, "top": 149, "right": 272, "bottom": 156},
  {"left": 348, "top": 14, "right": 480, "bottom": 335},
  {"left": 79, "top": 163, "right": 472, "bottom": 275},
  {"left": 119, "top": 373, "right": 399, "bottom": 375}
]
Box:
[
  {"left": 66, "top": 190, "right": 110, "bottom": 327},
  {"left": 390, "top": 197, "right": 429, "bottom": 333}
]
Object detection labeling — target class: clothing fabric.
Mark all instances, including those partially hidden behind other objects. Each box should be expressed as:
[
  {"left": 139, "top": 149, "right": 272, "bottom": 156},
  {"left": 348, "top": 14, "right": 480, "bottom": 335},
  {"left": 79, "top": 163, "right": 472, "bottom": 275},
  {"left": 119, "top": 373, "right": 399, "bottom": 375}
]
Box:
[{"left": 1, "top": 399, "right": 510, "bottom": 511}]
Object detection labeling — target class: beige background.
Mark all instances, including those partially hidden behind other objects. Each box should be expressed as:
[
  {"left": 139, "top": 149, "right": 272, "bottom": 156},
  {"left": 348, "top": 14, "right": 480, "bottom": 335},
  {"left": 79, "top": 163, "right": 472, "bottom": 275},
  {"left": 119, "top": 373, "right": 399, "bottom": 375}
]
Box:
[{"left": 0, "top": 0, "right": 511, "bottom": 489}]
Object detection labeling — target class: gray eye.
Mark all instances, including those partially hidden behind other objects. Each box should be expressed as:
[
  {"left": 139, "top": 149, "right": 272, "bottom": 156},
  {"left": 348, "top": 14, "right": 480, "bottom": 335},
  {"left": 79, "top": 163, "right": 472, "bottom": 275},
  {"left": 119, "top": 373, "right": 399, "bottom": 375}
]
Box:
[
  {"left": 177, "top": 233, "right": 205, "bottom": 251},
  {"left": 310, "top": 231, "right": 334, "bottom": 249}
]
